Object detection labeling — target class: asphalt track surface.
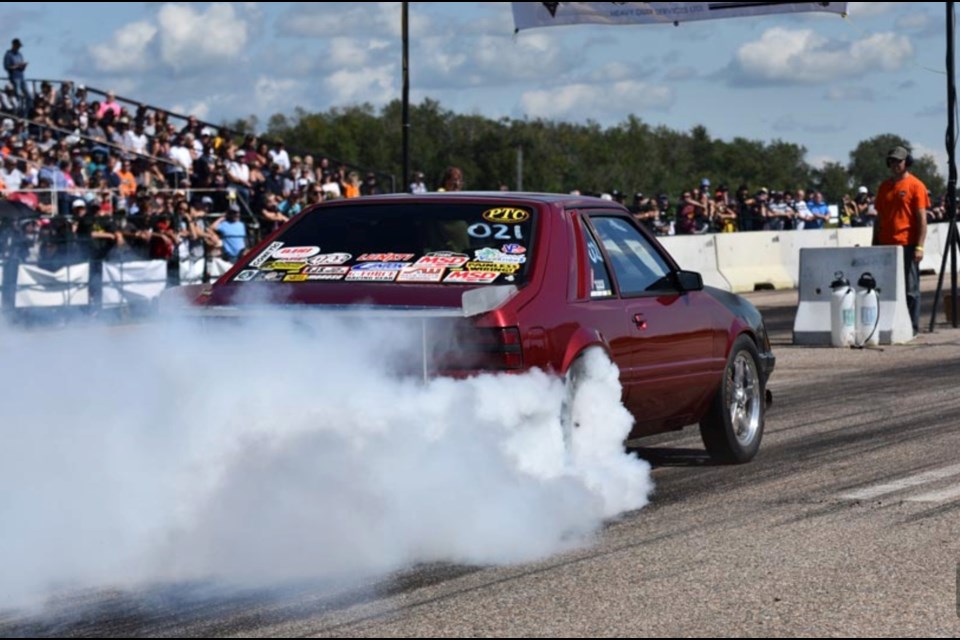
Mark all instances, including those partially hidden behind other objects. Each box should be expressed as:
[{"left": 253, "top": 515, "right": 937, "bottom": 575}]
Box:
[{"left": 3, "top": 277, "right": 960, "bottom": 637}]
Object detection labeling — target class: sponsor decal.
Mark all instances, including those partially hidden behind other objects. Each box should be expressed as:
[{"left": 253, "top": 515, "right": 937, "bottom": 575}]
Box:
[
  {"left": 482, "top": 207, "right": 531, "bottom": 223},
  {"left": 416, "top": 252, "right": 470, "bottom": 268},
  {"left": 274, "top": 246, "right": 321, "bottom": 261},
  {"left": 351, "top": 262, "right": 409, "bottom": 272},
  {"left": 474, "top": 248, "right": 526, "bottom": 264},
  {"left": 397, "top": 266, "right": 446, "bottom": 283},
  {"left": 466, "top": 261, "right": 520, "bottom": 274},
  {"left": 263, "top": 261, "right": 309, "bottom": 271},
  {"left": 303, "top": 266, "right": 350, "bottom": 278},
  {"left": 283, "top": 274, "right": 310, "bottom": 283},
  {"left": 357, "top": 253, "right": 416, "bottom": 262},
  {"left": 234, "top": 270, "right": 259, "bottom": 282},
  {"left": 502, "top": 244, "right": 527, "bottom": 255},
  {"left": 346, "top": 269, "right": 400, "bottom": 282},
  {"left": 467, "top": 223, "right": 524, "bottom": 241},
  {"left": 308, "top": 253, "right": 353, "bottom": 266},
  {"left": 444, "top": 271, "right": 500, "bottom": 285},
  {"left": 248, "top": 242, "right": 284, "bottom": 268},
  {"left": 257, "top": 271, "right": 285, "bottom": 282}
]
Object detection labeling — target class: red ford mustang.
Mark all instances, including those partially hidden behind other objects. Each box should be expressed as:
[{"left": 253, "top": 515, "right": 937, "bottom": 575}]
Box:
[{"left": 191, "top": 193, "right": 775, "bottom": 463}]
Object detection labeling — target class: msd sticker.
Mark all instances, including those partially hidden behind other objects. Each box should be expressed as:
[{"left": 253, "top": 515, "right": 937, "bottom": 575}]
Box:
[
  {"left": 274, "top": 246, "right": 321, "bottom": 261},
  {"left": 444, "top": 271, "right": 499, "bottom": 285},
  {"left": 308, "top": 253, "right": 352, "bottom": 266},
  {"left": 248, "top": 242, "right": 284, "bottom": 268},
  {"left": 416, "top": 252, "right": 470, "bottom": 268},
  {"left": 357, "top": 253, "right": 415, "bottom": 262}
]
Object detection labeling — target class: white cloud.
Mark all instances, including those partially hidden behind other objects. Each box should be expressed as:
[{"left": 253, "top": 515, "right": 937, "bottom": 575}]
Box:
[
  {"left": 89, "top": 21, "right": 158, "bottom": 73},
  {"left": 156, "top": 3, "right": 250, "bottom": 72},
  {"left": 254, "top": 77, "right": 304, "bottom": 114},
  {"left": 324, "top": 64, "right": 396, "bottom": 106},
  {"left": 170, "top": 100, "right": 212, "bottom": 120},
  {"left": 730, "top": 28, "right": 913, "bottom": 85},
  {"left": 912, "top": 142, "right": 948, "bottom": 172},
  {"left": 277, "top": 2, "right": 403, "bottom": 39},
  {"left": 519, "top": 81, "right": 673, "bottom": 121}
]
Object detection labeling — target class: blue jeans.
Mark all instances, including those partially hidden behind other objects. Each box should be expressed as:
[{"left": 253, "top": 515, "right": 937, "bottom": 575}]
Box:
[
  {"left": 903, "top": 245, "right": 920, "bottom": 335},
  {"left": 9, "top": 76, "right": 30, "bottom": 115}
]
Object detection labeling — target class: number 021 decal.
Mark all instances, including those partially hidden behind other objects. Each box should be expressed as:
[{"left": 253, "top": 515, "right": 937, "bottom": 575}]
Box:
[
  {"left": 482, "top": 207, "right": 530, "bottom": 223},
  {"left": 467, "top": 223, "right": 524, "bottom": 241}
]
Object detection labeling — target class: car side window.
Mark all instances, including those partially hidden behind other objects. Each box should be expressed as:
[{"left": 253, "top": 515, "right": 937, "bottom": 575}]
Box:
[
  {"left": 590, "top": 216, "right": 673, "bottom": 296},
  {"left": 582, "top": 221, "right": 614, "bottom": 298}
]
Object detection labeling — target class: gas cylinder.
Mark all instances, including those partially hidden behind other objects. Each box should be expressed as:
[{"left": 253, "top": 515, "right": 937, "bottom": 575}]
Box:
[
  {"left": 855, "top": 272, "right": 880, "bottom": 347},
  {"left": 830, "top": 271, "right": 855, "bottom": 348}
]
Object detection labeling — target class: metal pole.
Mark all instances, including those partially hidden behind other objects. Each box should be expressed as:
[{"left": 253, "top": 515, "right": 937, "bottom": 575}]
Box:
[
  {"left": 931, "top": 2, "right": 959, "bottom": 330},
  {"left": 516, "top": 144, "right": 524, "bottom": 192},
  {"left": 949, "top": 2, "right": 958, "bottom": 328},
  {"left": 402, "top": 2, "right": 411, "bottom": 192}
]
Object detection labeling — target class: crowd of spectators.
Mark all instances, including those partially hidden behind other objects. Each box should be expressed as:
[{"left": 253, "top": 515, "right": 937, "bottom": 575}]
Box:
[
  {"left": 582, "top": 179, "right": 951, "bottom": 237},
  {"left": 0, "top": 73, "right": 392, "bottom": 271}
]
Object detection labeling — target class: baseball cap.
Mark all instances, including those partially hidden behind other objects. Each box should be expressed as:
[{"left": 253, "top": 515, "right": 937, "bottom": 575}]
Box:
[
  {"left": 887, "top": 146, "right": 910, "bottom": 162},
  {"left": 858, "top": 186, "right": 868, "bottom": 194},
  {"left": 72, "top": 199, "right": 87, "bottom": 210}
]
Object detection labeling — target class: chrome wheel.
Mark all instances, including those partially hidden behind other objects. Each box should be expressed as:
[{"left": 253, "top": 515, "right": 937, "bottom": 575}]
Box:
[
  {"left": 700, "top": 335, "right": 766, "bottom": 464},
  {"left": 729, "top": 351, "right": 762, "bottom": 447}
]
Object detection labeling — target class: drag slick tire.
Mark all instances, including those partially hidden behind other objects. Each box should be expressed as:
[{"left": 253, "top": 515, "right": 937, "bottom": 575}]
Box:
[{"left": 699, "top": 335, "right": 765, "bottom": 464}]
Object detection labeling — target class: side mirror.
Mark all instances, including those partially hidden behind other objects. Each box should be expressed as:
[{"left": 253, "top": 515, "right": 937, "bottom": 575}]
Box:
[{"left": 675, "top": 270, "right": 704, "bottom": 293}]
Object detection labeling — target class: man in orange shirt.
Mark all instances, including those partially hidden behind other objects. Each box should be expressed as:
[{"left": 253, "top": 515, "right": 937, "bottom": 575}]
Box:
[{"left": 873, "top": 145, "right": 929, "bottom": 336}]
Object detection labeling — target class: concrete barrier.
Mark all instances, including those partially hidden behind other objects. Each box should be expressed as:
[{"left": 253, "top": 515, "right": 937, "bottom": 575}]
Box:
[
  {"left": 659, "top": 235, "right": 731, "bottom": 291},
  {"left": 920, "top": 223, "right": 943, "bottom": 274},
  {"left": 780, "top": 228, "right": 839, "bottom": 287},
  {"left": 715, "top": 231, "right": 794, "bottom": 293},
  {"left": 793, "top": 247, "right": 914, "bottom": 345},
  {"left": 835, "top": 227, "right": 874, "bottom": 248}
]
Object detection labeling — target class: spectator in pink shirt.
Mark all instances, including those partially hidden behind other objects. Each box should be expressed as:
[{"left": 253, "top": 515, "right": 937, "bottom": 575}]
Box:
[{"left": 97, "top": 90, "right": 122, "bottom": 122}]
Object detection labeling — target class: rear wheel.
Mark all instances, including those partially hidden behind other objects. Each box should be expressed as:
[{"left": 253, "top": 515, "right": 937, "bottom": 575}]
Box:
[{"left": 699, "top": 335, "right": 765, "bottom": 464}]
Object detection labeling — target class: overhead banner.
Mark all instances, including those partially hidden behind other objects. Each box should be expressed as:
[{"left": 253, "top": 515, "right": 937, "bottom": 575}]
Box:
[{"left": 512, "top": 2, "right": 848, "bottom": 30}]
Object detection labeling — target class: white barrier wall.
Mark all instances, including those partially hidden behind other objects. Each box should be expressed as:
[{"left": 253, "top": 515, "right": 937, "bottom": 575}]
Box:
[
  {"left": 794, "top": 247, "right": 914, "bottom": 345},
  {"left": 835, "top": 227, "right": 874, "bottom": 248},
  {"left": 715, "top": 231, "right": 794, "bottom": 293},
  {"left": 780, "top": 229, "right": 839, "bottom": 287},
  {"left": 103, "top": 261, "right": 169, "bottom": 307},
  {"left": 15, "top": 263, "right": 90, "bottom": 308},
  {"left": 658, "top": 235, "right": 731, "bottom": 291}
]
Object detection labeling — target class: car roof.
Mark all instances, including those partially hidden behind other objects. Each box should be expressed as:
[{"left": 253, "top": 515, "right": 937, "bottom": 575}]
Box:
[{"left": 314, "top": 191, "right": 626, "bottom": 210}]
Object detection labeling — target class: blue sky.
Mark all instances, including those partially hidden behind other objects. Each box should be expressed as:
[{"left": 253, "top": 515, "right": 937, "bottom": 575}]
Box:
[{"left": 2, "top": 2, "right": 951, "bottom": 170}]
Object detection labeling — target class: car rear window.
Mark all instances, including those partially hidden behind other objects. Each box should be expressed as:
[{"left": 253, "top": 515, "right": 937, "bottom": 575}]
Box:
[{"left": 231, "top": 202, "right": 535, "bottom": 286}]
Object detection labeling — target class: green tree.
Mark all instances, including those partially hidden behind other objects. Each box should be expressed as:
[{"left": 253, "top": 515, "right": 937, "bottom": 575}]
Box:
[{"left": 812, "top": 161, "right": 851, "bottom": 204}]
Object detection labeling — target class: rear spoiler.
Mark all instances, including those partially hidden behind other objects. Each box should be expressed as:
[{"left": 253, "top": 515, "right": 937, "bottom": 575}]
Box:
[{"left": 158, "top": 284, "right": 520, "bottom": 319}]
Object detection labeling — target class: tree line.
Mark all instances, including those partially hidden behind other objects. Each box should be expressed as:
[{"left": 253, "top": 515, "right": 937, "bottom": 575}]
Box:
[{"left": 230, "top": 98, "right": 946, "bottom": 203}]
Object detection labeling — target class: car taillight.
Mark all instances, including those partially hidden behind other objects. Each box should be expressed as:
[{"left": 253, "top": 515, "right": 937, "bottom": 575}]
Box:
[{"left": 436, "top": 326, "right": 524, "bottom": 372}]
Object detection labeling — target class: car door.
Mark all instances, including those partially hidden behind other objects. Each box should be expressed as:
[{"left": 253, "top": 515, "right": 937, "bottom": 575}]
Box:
[{"left": 584, "top": 214, "right": 718, "bottom": 430}]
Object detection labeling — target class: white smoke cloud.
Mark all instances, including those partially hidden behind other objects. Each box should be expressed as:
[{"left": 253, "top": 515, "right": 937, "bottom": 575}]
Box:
[{"left": 0, "top": 313, "right": 652, "bottom": 607}]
